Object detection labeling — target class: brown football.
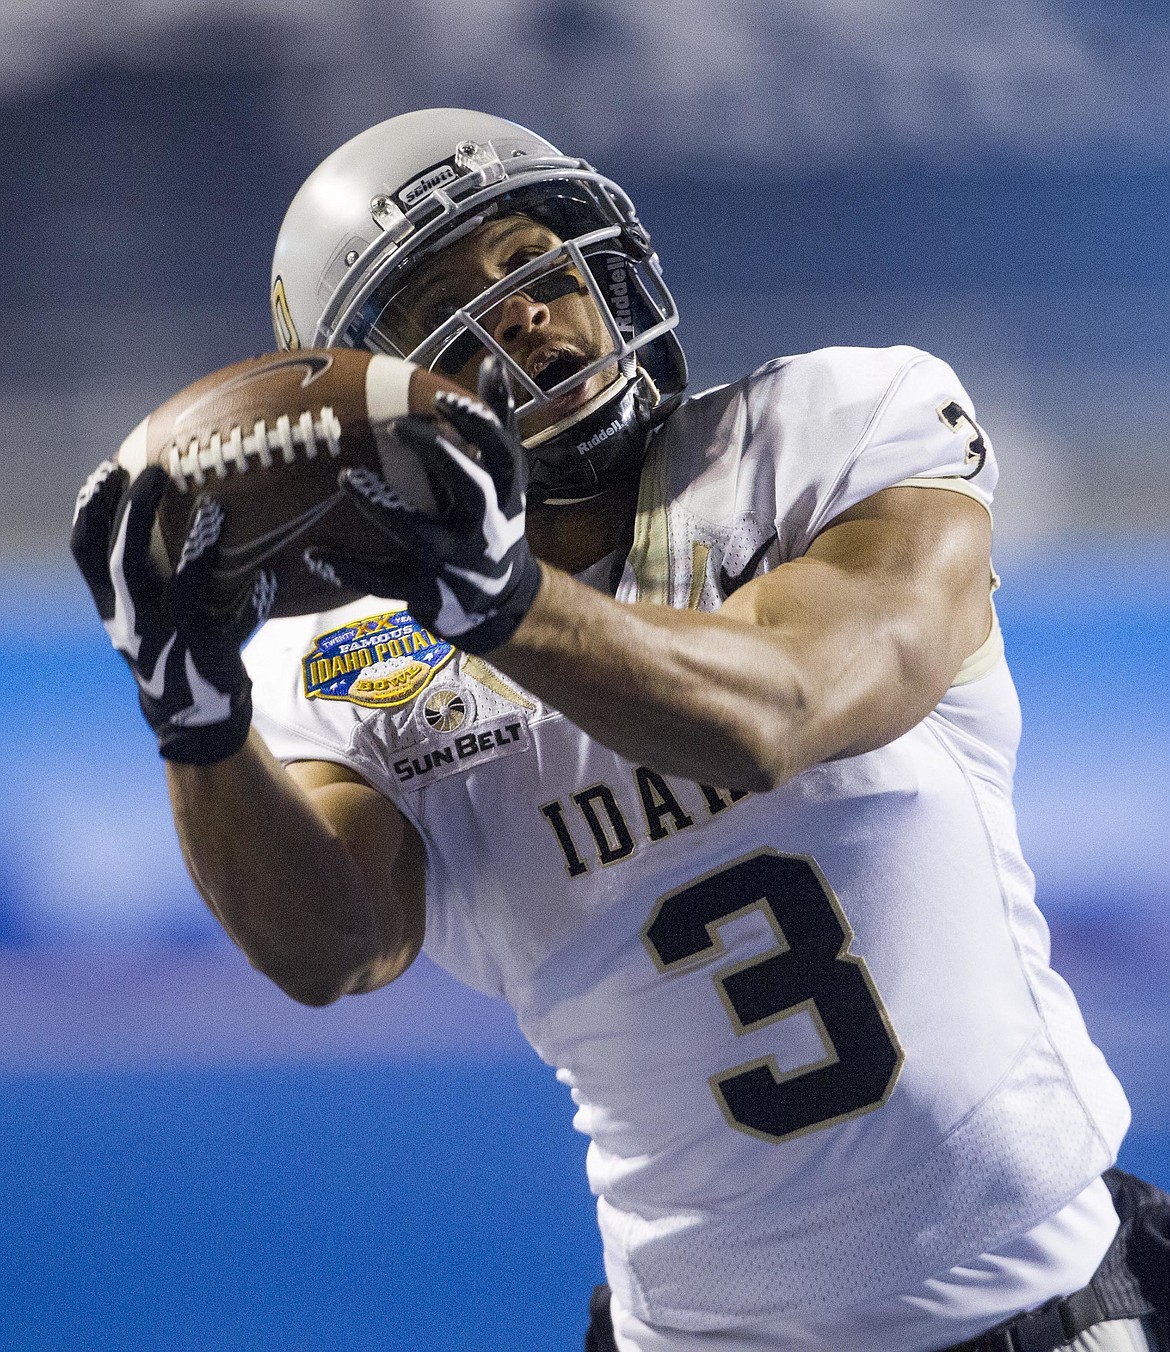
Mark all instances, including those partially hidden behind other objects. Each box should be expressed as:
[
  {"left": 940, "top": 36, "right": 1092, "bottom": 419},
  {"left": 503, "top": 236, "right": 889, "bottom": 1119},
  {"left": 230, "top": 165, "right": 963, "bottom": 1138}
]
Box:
[{"left": 114, "top": 348, "right": 467, "bottom": 618}]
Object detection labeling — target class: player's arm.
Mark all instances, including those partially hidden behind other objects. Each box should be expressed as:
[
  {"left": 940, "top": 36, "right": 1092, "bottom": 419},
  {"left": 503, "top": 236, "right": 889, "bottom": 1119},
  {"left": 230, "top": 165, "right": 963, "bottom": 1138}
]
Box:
[
  {"left": 166, "top": 739, "right": 425, "bottom": 1006},
  {"left": 70, "top": 459, "right": 424, "bottom": 1007},
  {"left": 496, "top": 485, "right": 991, "bottom": 791}
]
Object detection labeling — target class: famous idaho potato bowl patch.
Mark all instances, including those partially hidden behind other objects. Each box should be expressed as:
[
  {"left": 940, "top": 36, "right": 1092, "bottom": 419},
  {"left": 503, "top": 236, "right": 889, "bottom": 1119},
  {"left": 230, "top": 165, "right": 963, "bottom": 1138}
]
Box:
[{"left": 302, "top": 610, "right": 454, "bottom": 708}]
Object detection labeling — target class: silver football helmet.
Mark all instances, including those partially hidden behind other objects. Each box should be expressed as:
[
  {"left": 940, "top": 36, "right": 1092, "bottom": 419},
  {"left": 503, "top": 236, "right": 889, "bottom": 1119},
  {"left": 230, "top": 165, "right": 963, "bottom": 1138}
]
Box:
[{"left": 270, "top": 108, "right": 687, "bottom": 503}]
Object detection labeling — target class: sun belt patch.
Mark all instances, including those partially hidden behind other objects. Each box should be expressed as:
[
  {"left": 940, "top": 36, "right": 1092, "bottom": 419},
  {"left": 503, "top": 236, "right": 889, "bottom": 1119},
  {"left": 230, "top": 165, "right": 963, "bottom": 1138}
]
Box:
[{"left": 301, "top": 610, "right": 455, "bottom": 708}]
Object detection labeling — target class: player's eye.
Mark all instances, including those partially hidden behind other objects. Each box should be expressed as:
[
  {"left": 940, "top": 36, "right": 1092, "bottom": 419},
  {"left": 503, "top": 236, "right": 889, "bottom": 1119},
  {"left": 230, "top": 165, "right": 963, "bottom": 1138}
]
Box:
[
  {"left": 504, "top": 246, "right": 547, "bottom": 274},
  {"left": 424, "top": 294, "right": 460, "bottom": 331}
]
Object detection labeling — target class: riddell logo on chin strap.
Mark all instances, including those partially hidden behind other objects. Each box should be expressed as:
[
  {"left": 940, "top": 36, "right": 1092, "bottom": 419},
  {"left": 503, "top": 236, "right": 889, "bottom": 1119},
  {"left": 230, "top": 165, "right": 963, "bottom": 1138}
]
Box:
[{"left": 576, "top": 417, "right": 623, "bottom": 455}]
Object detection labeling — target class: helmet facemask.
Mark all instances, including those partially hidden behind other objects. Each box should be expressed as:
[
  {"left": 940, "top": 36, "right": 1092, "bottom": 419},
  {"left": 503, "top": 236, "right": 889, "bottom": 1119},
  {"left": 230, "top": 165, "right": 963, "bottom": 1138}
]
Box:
[
  {"left": 315, "top": 160, "right": 685, "bottom": 503},
  {"left": 355, "top": 224, "right": 631, "bottom": 422}
]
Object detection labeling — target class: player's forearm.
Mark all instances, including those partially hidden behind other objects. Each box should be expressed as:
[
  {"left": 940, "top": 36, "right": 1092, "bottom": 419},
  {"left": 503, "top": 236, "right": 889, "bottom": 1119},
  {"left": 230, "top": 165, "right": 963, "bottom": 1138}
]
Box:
[
  {"left": 492, "top": 565, "right": 829, "bottom": 791},
  {"left": 494, "top": 558, "right": 955, "bottom": 791},
  {"left": 165, "top": 729, "right": 385, "bottom": 1005}
]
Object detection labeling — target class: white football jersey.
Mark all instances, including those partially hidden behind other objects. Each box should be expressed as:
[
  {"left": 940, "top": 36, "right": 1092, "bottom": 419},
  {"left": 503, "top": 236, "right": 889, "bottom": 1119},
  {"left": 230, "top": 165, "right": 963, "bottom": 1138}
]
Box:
[{"left": 245, "top": 347, "right": 1129, "bottom": 1348}]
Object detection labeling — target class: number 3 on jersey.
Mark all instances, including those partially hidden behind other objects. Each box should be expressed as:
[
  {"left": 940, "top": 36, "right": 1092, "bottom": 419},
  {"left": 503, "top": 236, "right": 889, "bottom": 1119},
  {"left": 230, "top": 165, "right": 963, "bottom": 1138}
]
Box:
[{"left": 642, "top": 850, "right": 903, "bottom": 1144}]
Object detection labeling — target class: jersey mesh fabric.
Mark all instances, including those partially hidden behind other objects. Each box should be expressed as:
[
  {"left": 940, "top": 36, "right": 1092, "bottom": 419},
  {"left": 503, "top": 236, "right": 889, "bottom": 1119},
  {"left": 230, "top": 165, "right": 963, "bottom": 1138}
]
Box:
[{"left": 606, "top": 1178, "right": 1123, "bottom": 1351}]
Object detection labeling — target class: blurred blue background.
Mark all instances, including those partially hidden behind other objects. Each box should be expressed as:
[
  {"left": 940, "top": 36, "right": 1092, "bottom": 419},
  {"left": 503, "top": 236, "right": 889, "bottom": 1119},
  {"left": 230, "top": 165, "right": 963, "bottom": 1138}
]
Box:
[{"left": 1, "top": 1, "right": 1168, "bottom": 1347}]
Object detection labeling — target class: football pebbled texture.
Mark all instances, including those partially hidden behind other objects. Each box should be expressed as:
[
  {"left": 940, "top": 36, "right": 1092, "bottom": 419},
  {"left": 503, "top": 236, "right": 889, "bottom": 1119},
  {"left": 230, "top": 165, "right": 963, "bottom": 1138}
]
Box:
[{"left": 114, "top": 348, "right": 466, "bottom": 618}]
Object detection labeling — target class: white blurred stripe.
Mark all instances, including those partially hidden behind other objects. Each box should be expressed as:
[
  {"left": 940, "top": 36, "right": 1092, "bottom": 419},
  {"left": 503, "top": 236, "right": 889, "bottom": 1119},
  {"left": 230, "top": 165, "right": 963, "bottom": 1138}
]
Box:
[
  {"left": 1, "top": 0, "right": 1169, "bottom": 166},
  {"left": 0, "top": 948, "right": 527, "bottom": 1071}
]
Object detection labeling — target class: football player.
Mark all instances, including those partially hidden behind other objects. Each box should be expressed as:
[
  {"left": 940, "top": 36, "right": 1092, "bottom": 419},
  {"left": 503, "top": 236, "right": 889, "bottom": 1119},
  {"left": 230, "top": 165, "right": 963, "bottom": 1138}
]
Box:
[{"left": 72, "top": 110, "right": 1170, "bottom": 1351}]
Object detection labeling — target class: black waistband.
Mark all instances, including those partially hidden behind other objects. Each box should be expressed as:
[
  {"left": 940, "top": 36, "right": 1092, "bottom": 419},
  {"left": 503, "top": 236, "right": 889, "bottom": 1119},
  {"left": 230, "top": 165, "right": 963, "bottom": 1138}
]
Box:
[
  {"left": 946, "top": 1283, "right": 1125, "bottom": 1352},
  {"left": 946, "top": 1167, "right": 1166, "bottom": 1352}
]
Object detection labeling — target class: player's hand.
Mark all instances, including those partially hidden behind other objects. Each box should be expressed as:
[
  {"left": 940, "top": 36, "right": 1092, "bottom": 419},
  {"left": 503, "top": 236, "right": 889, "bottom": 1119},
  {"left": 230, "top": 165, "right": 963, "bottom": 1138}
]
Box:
[
  {"left": 305, "top": 355, "right": 543, "bottom": 655},
  {"left": 70, "top": 460, "right": 276, "bottom": 764}
]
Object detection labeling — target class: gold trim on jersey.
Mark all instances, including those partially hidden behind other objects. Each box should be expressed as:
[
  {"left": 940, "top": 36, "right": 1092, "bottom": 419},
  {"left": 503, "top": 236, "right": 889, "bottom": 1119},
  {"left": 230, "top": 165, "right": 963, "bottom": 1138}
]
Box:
[
  {"left": 891, "top": 475, "right": 993, "bottom": 522},
  {"left": 952, "top": 605, "right": 1004, "bottom": 686},
  {"left": 462, "top": 655, "right": 536, "bottom": 711},
  {"left": 688, "top": 541, "right": 711, "bottom": 610},
  {"left": 629, "top": 435, "right": 671, "bottom": 605}
]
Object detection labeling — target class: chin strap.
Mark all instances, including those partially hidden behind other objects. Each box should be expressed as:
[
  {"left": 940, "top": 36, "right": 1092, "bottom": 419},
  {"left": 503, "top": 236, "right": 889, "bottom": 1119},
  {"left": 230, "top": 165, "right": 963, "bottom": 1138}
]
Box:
[{"left": 524, "top": 372, "right": 657, "bottom": 506}]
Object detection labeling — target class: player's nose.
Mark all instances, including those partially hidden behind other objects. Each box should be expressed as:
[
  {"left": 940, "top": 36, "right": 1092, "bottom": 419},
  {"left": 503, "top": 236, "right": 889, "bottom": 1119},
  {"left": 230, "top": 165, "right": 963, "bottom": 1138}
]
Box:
[{"left": 492, "top": 292, "right": 549, "bottom": 347}]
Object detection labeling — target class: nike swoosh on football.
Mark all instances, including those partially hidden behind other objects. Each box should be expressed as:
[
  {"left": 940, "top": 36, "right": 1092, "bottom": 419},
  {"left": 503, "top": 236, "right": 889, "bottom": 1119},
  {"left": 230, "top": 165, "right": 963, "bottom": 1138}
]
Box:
[
  {"left": 173, "top": 354, "right": 335, "bottom": 427},
  {"left": 213, "top": 493, "right": 342, "bottom": 578},
  {"left": 718, "top": 532, "right": 778, "bottom": 598}
]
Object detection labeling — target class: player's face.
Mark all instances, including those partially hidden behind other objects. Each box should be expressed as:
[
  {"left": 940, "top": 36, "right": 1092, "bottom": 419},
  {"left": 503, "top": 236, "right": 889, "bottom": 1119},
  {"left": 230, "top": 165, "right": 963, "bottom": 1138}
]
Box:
[{"left": 389, "top": 216, "right": 622, "bottom": 438}]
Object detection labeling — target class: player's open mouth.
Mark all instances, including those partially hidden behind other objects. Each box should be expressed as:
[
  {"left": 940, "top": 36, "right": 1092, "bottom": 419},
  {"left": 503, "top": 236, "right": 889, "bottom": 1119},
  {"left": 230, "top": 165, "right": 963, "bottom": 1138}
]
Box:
[{"left": 528, "top": 347, "right": 587, "bottom": 392}]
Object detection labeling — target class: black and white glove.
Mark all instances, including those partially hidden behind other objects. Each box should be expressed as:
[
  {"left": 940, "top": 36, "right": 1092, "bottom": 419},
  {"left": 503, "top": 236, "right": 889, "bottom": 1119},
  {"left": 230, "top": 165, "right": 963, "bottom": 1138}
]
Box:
[
  {"left": 305, "top": 355, "right": 543, "bottom": 656},
  {"left": 70, "top": 460, "right": 276, "bottom": 765}
]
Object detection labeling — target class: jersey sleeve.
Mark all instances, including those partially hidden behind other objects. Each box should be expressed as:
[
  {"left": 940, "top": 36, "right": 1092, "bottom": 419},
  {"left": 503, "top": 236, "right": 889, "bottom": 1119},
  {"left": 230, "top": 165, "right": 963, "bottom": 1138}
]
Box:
[
  {"left": 755, "top": 346, "right": 998, "bottom": 561},
  {"left": 244, "top": 610, "right": 369, "bottom": 770},
  {"left": 242, "top": 598, "right": 467, "bottom": 843}
]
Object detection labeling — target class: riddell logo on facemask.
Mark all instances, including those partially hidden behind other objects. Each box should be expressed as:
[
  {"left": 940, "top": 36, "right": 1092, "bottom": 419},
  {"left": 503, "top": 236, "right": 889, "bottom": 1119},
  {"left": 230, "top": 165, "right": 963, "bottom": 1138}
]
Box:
[
  {"left": 606, "top": 257, "right": 635, "bottom": 335},
  {"left": 577, "top": 417, "right": 623, "bottom": 454}
]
